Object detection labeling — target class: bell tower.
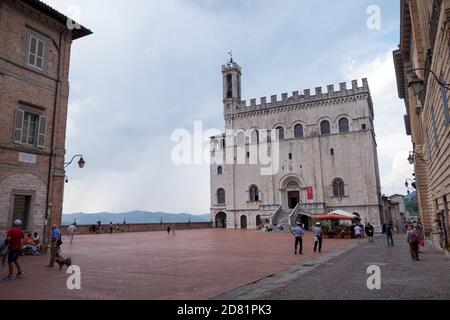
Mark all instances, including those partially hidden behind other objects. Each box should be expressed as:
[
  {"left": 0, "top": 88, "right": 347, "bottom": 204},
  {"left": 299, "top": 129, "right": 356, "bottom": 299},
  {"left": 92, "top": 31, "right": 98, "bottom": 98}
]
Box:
[{"left": 222, "top": 54, "right": 241, "bottom": 116}]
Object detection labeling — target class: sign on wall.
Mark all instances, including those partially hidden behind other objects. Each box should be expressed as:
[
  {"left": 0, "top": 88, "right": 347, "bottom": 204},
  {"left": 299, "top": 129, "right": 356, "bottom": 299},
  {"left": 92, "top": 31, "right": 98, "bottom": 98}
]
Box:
[{"left": 19, "top": 152, "right": 37, "bottom": 164}]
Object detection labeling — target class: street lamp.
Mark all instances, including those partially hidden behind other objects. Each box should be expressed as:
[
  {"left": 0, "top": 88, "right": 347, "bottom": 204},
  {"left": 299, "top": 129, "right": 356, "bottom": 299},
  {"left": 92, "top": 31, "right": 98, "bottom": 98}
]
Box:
[
  {"left": 65, "top": 154, "right": 85, "bottom": 169},
  {"left": 407, "top": 68, "right": 450, "bottom": 96},
  {"left": 407, "top": 151, "right": 429, "bottom": 165},
  {"left": 405, "top": 176, "right": 417, "bottom": 195},
  {"left": 64, "top": 155, "right": 85, "bottom": 185},
  {"left": 408, "top": 73, "right": 425, "bottom": 96}
]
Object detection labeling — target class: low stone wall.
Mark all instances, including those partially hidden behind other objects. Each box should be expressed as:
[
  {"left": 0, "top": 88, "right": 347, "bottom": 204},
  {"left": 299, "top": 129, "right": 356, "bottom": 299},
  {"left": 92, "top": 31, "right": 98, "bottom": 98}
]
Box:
[{"left": 62, "top": 222, "right": 212, "bottom": 235}]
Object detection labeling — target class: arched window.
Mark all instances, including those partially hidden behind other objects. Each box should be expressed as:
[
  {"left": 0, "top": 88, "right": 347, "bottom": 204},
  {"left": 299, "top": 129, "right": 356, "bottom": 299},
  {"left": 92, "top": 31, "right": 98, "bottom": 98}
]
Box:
[
  {"left": 294, "top": 124, "right": 304, "bottom": 138},
  {"left": 226, "top": 74, "right": 232, "bottom": 99},
  {"left": 320, "top": 120, "right": 331, "bottom": 135},
  {"left": 276, "top": 126, "right": 285, "bottom": 140},
  {"left": 250, "top": 129, "right": 259, "bottom": 144},
  {"left": 236, "top": 131, "right": 245, "bottom": 145},
  {"left": 217, "top": 166, "right": 223, "bottom": 175},
  {"left": 249, "top": 185, "right": 259, "bottom": 202},
  {"left": 333, "top": 178, "right": 345, "bottom": 197},
  {"left": 339, "top": 118, "right": 349, "bottom": 133},
  {"left": 217, "top": 188, "right": 226, "bottom": 204}
]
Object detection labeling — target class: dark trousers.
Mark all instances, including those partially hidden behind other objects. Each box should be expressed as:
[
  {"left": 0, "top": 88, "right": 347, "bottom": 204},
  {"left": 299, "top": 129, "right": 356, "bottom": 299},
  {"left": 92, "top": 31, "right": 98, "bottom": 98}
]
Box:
[
  {"left": 409, "top": 243, "right": 419, "bottom": 260},
  {"left": 295, "top": 237, "right": 303, "bottom": 254},
  {"left": 314, "top": 236, "right": 323, "bottom": 252},
  {"left": 49, "top": 241, "right": 60, "bottom": 266},
  {"left": 386, "top": 234, "right": 394, "bottom": 246}
]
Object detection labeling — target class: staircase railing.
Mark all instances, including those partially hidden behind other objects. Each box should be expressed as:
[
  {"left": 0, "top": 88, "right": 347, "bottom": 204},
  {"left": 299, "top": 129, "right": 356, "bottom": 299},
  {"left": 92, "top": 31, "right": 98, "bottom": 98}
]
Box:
[
  {"left": 270, "top": 205, "right": 282, "bottom": 225},
  {"left": 289, "top": 203, "right": 302, "bottom": 226}
]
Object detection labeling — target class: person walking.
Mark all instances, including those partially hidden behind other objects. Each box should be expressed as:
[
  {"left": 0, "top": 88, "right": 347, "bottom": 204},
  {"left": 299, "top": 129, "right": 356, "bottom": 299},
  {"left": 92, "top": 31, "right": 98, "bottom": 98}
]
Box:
[
  {"left": 355, "top": 224, "right": 362, "bottom": 244},
  {"left": 386, "top": 223, "right": 394, "bottom": 247},
  {"left": 67, "top": 224, "right": 77, "bottom": 244},
  {"left": 365, "top": 223, "right": 375, "bottom": 243},
  {"left": 171, "top": 224, "right": 176, "bottom": 237},
  {"left": 292, "top": 223, "right": 304, "bottom": 255},
  {"left": 3, "top": 220, "right": 25, "bottom": 281},
  {"left": 406, "top": 225, "right": 420, "bottom": 261},
  {"left": 313, "top": 223, "right": 323, "bottom": 253},
  {"left": 46, "top": 225, "right": 62, "bottom": 268},
  {"left": 109, "top": 222, "right": 114, "bottom": 234},
  {"left": 167, "top": 226, "right": 171, "bottom": 235},
  {"left": 122, "top": 219, "right": 126, "bottom": 232}
]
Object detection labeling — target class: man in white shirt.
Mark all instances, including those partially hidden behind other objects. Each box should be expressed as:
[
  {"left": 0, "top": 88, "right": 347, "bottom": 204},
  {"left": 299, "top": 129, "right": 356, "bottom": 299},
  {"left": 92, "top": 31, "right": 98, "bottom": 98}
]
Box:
[
  {"left": 292, "top": 223, "right": 304, "bottom": 255},
  {"left": 354, "top": 224, "right": 362, "bottom": 243},
  {"left": 313, "top": 223, "right": 323, "bottom": 253},
  {"left": 67, "top": 224, "right": 77, "bottom": 244}
]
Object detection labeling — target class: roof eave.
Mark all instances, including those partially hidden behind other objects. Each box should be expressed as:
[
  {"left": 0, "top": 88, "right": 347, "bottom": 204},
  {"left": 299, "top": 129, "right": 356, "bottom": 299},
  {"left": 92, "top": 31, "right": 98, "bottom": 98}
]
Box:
[{"left": 21, "top": 0, "right": 92, "bottom": 40}]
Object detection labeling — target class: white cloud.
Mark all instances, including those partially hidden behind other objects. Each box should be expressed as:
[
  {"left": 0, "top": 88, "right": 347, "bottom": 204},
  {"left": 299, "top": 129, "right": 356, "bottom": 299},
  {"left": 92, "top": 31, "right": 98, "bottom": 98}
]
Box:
[{"left": 342, "top": 50, "right": 414, "bottom": 196}]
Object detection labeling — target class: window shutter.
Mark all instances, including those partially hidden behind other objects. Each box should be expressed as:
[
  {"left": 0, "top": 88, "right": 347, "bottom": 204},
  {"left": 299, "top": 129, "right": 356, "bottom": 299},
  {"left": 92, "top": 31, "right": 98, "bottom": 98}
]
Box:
[
  {"left": 37, "top": 116, "right": 47, "bottom": 148},
  {"left": 13, "top": 110, "right": 24, "bottom": 143}
]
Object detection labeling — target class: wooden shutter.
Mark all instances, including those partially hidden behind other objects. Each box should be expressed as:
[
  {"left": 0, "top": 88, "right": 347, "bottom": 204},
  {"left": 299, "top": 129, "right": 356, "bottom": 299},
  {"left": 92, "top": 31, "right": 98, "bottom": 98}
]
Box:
[
  {"left": 13, "top": 110, "right": 24, "bottom": 143},
  {"left": 37, "top": 116, "right": 47, "bottom": 148}
]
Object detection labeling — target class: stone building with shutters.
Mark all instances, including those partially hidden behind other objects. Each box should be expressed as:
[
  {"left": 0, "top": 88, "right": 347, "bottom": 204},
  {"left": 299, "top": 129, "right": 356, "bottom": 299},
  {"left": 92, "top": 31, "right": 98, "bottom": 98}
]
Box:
[
  {"left": 210, "top": 59, "right": 383, "bottom": 230},
  {"left": 393, "top": 0, "right": 450, "bottom": 246},
  {"left": 0, "top": 0, "right": 91, "bottom": 238}
]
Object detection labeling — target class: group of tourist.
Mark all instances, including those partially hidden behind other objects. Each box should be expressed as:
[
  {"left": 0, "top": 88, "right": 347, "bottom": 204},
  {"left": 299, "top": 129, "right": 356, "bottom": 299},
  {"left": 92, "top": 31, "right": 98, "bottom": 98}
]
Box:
[
  {"left": 292, "top": 222, "right": 324, "bottom": 255},
  {"left": 353, "top": 223, "right": 375, "bottom": 243},
  {"left": 167, "top": 225, "right": 176, "bottom": 236},
  {"left": 1, "top": 220, "right": 65, "bottom": 281},
  {"left": 108, "top": 221, "right": 127, "bottom": 234}
]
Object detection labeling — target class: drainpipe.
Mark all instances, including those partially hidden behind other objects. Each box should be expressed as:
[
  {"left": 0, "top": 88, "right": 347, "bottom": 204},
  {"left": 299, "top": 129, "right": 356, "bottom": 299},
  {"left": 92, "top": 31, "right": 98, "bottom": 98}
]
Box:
[{"left": 44, "top": 27, "right": 66, "bottom": 247}]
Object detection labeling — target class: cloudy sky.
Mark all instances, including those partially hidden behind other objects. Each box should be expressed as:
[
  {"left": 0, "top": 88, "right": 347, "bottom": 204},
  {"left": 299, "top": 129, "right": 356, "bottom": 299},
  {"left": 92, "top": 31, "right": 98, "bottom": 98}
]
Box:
[{"left": 45, "top": 0, "right": 413, "bottom": 215}]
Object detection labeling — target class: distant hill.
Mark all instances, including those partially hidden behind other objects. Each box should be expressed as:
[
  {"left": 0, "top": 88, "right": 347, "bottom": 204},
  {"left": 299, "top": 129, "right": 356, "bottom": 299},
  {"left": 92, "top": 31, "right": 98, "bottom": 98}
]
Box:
[{"left": 62, "top": 211, "right": 211, "bottom": 225}]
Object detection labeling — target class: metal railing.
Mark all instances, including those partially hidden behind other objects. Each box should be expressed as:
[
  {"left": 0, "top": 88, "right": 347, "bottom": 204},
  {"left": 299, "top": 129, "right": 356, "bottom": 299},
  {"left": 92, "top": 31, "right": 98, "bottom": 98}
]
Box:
[
  {"left": 269, "top": 205, "right": 282, "bottom": 225},
  {"left": 289, "top": 203, "right": 302, "bottom": 226}
]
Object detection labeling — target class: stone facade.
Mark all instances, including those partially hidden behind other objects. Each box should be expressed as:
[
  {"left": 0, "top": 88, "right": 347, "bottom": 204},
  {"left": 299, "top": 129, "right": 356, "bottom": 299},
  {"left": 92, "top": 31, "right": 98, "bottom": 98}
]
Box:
[
  {"left": 393, "top": 0, "right": 450, "bottom": 244},
  {"left": 0, "top": 0, "right": 91, "bottom": 238},
  {"left": 210, "top": 60, "right": 383, "bottom": 230},
  {"left": 390, "top": 194, "right": 408, "bottom": 220},
  {"left": 381, "top": 195, "right": 404, "bottom": 231}
]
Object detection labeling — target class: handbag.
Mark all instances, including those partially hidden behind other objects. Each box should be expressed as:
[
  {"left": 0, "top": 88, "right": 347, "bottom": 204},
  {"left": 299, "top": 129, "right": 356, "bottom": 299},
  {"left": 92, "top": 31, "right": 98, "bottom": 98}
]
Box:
[
  {"left": 314, "top": 236, "right": 319, "bottom": 242},
  {"left": 419, "top": 239, "right": 425, "bottom": 247}
]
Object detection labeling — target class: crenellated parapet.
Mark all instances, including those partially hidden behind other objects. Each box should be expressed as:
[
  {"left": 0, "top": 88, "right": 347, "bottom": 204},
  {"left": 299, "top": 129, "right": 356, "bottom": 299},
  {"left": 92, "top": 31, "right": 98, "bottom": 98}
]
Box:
[
  {"left": 225, "top": 78, "right": 371, "bottom": 115},
  {"left": 222, "top": 62, "right": 242, "bottom": 73}
]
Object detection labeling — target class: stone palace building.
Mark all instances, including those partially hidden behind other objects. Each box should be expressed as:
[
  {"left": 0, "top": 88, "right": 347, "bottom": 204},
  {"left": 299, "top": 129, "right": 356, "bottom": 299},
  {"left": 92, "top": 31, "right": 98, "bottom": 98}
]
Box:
[
  {"left": 210, "top": 59, "right": 383, "bottom": 230},
  {"left": 0, "top": 0, "right": 91, "bottom": 237}
]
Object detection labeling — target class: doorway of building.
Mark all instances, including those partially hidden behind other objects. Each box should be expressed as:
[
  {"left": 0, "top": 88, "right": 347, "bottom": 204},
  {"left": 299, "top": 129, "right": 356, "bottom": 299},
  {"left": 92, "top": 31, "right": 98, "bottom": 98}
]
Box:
[
  {"left": 288, "top": 191, "right": 300, "bottom": 209},
  {"left": 256, "top": 215, "right": 262, "bottom": 227},
  {"left": 215, "top": 212, "right": 227, "bottom": 229},
  {"left": 300, "top": 215, "right": 310, "bottom": 231},
  {"left": 240, "top": 215, "right": 247, "bottom": 229},
  {"left": 12, "top": 195, "right": 31, "bottom": 229}
]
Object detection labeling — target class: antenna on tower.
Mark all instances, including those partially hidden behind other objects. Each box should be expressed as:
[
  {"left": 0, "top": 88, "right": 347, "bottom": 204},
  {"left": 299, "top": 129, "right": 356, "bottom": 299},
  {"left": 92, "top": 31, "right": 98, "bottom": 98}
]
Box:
[{"left": 228, "top": 51, "right": 233, "bottom": 63}]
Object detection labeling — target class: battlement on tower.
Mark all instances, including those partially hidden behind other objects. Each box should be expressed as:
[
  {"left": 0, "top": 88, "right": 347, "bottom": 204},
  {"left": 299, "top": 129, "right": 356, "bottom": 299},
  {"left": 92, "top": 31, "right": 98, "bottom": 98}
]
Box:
[
  {"left": 228, "top": 78, "right": 370, "bottom": 113},
  {"left": 222, "top": 62, "right": 241, "bottom": 73}
]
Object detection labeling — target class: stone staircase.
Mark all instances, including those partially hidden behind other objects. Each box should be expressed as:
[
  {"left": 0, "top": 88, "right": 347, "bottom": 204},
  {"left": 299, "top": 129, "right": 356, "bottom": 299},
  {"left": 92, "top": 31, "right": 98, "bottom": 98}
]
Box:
[{"left": 272, "top": 209, "right": 293, "bottom": 232}]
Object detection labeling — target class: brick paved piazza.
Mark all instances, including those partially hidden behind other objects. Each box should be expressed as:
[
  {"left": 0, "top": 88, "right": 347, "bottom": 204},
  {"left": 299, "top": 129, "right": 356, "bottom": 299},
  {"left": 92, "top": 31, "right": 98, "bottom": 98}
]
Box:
[{"left": 0, "top": 229, "right": 351, "bottom": 300}]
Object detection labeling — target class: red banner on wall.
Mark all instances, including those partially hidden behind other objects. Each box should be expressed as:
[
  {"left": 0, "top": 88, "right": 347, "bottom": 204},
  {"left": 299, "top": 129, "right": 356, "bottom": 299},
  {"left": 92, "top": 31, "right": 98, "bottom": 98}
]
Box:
[{"left": 307, "top": 187, "right": 314, "bottom": 200}]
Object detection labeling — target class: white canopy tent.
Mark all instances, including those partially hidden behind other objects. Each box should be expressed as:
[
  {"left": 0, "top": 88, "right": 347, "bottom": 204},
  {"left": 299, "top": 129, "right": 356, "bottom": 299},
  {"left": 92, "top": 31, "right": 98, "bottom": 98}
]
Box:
[{"left": 327, "top": 210, "right": 358, "bottom": 219}]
